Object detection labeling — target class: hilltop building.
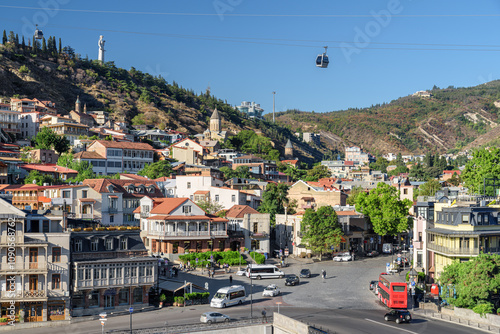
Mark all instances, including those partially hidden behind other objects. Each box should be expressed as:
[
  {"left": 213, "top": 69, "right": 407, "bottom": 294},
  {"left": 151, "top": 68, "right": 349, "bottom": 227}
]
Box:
[
  {"left": 236, "top": 101, "right": 264, "bottom": 119},
  {"left": 203, "top": 108, "right": 227, "bottom": 142},
  {"left": 284, "top": 139, "right": 294, "bottom": 160}
]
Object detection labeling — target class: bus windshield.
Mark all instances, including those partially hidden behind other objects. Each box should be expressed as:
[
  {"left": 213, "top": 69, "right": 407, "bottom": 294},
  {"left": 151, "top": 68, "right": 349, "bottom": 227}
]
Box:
[{"left": 213, "top": 293, "right": 227, "bottom": 299}]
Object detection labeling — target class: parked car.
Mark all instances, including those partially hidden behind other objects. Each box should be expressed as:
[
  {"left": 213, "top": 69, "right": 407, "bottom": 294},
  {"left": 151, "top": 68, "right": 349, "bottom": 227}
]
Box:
[
  {"left": 333, "top": 252, "right": 352, "bottom": 262},
  {"left": 285, "top": 274, "right": 300, "bottom": 286},
  {"left": 299, "top": 269, "right": 311, "bottom": 278},
  {"left": 384, "top": 309, "right": 412, "bottom": 324},
  {"left": 369, "top": 280, "right": 378, "bottom": 290},
  {"left": 366, "top": 250, "right": 379, "bottom": 257},
  {"left": 235, "top": 269, "right": 246, "bottom": 276},
  {"left": 262, "top": 284, "right": 281, "bottom": 297},
  {"left": 200, "top": 312, "right": 231, "bottom": 324}
]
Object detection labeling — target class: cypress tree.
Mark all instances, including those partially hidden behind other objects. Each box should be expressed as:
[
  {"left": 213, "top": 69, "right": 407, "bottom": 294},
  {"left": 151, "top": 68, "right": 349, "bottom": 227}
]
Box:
[
  {"left": 21, "top": 36, "right": 25, "bottom": 49},
  {"left": 32, "top": 36, "right": 36, "bottom": 53},
  {"left": 42, "top": 37, "right": 47, "bottom": 53},
  {"left": 58, "top": 38, "right": 62, "bottom": 54},
  {"left": 15, "top": 34, "right": 19, "bottom": 46},
  {"left": 2, "top": 30, "right": 6, "bottom": 45}
]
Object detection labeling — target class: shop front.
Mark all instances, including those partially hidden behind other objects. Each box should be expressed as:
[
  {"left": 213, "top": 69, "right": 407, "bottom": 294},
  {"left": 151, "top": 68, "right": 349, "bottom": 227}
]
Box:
[
  {"left": 23, "top": 302, "right": 43, "bottom": 322},
  {"left": 47, "top": 301, "right": 66, "bottom": 321}
]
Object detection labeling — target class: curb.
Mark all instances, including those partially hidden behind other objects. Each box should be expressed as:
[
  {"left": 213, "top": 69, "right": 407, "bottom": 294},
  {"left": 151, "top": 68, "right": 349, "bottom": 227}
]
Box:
[{"left": 414, "top": 310, "right": 500, "bottom": 333}]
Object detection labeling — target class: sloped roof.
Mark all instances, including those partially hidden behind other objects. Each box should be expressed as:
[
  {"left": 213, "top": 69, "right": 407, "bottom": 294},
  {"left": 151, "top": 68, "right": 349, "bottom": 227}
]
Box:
[
  {"left": 83, "top": 179, "right": 163, "bottom": 197},
  {"left": 91, "top": 140, "right": 153, "bottom": 151},
  {"left": 120, "top": 174, "right": 149, "bottom": 180},
  {"left": 74, "top": 151, "right": 106, "bottom": 160},
  {"left": 225, "top": 205, "right": 260, "bottom": 218},
  {"left": 150, "top": 197, "right": 190, "bottom": 215},
  {"left": 19, "top": 164, "right": 78, "bottom": 174},
  {"left": 285, "top": 139, "right": 293, "bottom": 149},
  {"left": 211, "top": 108, "right": 220, "bottom": 120}
]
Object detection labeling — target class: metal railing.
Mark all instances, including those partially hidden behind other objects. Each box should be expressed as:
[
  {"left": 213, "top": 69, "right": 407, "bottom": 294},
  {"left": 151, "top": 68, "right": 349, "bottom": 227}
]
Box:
[
  {"left": 148, "top": 230, "right": 227, "bottom": 238},
  {"left": 106, "top": 316, "right": 273, "bottom": 334},
  {"left": 427, "top": 243, "right": 479, "bottom": 256}
]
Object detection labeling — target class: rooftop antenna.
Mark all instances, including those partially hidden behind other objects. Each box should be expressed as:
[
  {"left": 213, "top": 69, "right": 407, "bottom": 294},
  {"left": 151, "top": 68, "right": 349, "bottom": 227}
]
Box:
[{"left": 272, "top": 91, "right": 276, "bottom": 123}]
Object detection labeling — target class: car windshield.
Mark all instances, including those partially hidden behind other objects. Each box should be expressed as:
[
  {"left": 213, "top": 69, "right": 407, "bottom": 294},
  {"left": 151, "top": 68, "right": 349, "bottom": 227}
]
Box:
[
  {"left": 264, "top": 287, "right": 274, "bottom": 291},
  {"left": 301, "top": 270, "right": 308, "bottom": 273},
  {"left": 213, "top": 293, "right": 227, "bottom": 299}
]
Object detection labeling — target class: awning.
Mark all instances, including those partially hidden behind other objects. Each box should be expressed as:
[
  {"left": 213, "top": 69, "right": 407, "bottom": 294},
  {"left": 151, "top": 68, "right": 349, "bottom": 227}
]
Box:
[
  {"left": 428, "top": 266, "right": 435, "bottom": 273},
  {"left": 79, "top": 198, "right": 96, "bottom": 203},
  {"left": 341, "top": 236, "right": 346, "bottom": 242},
  {"left": 109, "top": 195, "right": 119, "bottom": 198},
  {"left": 38, "top": 196, "right": 51, "bottom": 203},
  {"left": 301, "top": 197, "right": 314, "bottom": 201}
]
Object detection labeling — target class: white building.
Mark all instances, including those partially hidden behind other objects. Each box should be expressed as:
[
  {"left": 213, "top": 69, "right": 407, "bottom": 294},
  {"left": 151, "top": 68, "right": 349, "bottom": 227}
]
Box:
[{"left": 236, "top": 101, "right": 264, "bottom": 119}]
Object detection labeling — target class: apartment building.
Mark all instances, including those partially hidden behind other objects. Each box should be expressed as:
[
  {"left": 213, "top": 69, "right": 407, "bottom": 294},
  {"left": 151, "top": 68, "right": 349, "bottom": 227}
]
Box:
[
  {"left": 288, "top": 180, "right": 347, "bottom": 210},
  {"left": 136, "top": 197, "right": 229, "bottom": 260},
  {"left": 70, "top": 230, "right": 157, "bottom": 317},
  {"left": 85, "top": 140, "right": 154, "bottom": 175},
  {"left": 0, "top": 199, "right": 71, "bottom": 323},
  {"left": 345, "top": 146, "right": 374, "bottom": 166},
  {"left": 40, "top": 115, "right": 89, "bottom": 145},
  {"left": 0, "top": 109, "right": 20, "bottom": 138}
]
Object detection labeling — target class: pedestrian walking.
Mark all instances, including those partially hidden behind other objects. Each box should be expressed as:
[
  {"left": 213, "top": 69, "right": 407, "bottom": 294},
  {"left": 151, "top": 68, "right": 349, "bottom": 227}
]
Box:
[
  {"left": 321, "top": 269, "right": 326, "bottom": 279},
  {"left": 229, "top": 275, "right": 233, "bottom": 284},
  {"left": 261, "top": 308, "right": 268, "bottom": 323}
]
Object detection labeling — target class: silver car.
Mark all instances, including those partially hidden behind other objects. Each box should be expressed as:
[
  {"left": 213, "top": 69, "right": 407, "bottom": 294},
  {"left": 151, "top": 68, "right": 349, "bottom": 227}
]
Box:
[
  {"left": 200, "top": 312, "right": 231, "bottom": 324},
  {"left": 333, "top": 252, "right": 352, "bottom": 262},
  {"left": 262, "top": 284, "right": 281, "bottom": 297}
]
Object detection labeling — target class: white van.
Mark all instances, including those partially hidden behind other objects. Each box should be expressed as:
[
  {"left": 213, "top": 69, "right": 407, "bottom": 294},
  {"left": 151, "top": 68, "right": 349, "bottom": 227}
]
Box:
[
  {"left": 210, "top": 285, "right": 246, "bottom": 308},
  {"left": 246, "top": 264, "right": 285, "bottom": 279}
]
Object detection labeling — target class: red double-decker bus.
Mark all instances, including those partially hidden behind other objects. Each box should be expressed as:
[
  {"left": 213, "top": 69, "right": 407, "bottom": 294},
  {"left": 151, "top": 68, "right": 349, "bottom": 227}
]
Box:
[{"left": 378, "top": 274, "right": 408, "bottom": 309}]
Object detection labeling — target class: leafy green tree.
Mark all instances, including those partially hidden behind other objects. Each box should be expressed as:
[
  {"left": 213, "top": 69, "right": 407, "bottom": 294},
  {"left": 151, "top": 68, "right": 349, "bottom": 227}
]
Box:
[
  {"left": 196, "top": 199, "right": 224, "bottom": 215},
  {"left": 409, "top": 163, "right": 428, "bottom": 181},
  {"left": 355, "top": 182, "right": 413, "bottom": 236},
  {"left": 388, "top": 165, "right": 409, "bottom": 177},
  {"left": 370, "top": 157, "right": 389, "bottom": 173},
  {"left": 462, "top": 147, "right": 500, "bottom": 195},
  {"left": 137, "top": 160, "right": 173, "bottom": 179},
  {"left": 283, "top": 165, "right": 307, "bottom": 182},
  {"left": 418, "top": 179, "right": 441, "bottom": 197},
  {"left": 448, "top": 172, "right": 461, "bottom": 187},
  {"left": 24, "top": 170, "right": 55, "bottom": 186},
  {"left": 57, "top": 153, "right": 95, "bottom": 183},
  {"left": 258, "top": 183, "right": 289, "bottom": 225},
  {"left": 304, "top": 164, "right": 331, "bottom": 181},
  {"left": 34, "top": 127, "right": 70, "bottom": 154},
  {"left": 346, "top": 186, "right": 365, "bottom": 206},
  {"left": 300, "top": 206, "right": 344, "bottom": 258},
  {"left": 439, "top": 253, "right": 500, "bottom": 313}
]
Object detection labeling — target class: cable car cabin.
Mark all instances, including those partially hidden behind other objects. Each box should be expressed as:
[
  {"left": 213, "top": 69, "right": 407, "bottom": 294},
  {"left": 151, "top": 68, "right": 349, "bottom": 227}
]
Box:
[
  {"left": 34, "top": 25, "right": 43, "bottom": 40},
  {"left": 316, "top": 53, "right": 329, "bottom": 68}
]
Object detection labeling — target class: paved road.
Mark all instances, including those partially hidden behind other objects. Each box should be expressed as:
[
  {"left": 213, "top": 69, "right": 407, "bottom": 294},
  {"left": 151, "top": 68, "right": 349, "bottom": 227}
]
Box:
[{"left": 11, "top": 254, "right": 487, "bottom": 333}]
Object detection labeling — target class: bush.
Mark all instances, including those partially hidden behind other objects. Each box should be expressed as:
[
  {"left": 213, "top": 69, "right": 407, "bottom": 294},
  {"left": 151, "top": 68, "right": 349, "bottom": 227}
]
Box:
[
  {"left": 299, "top": 252, "right": 306, "bottom": 258},
  {"left": 249, "top": 251, "right": 265, "bottom": 264},
  {"left": 174, "top": 296, "right": 184, "bottom": 305},
  {"left": 0, "top": 318, "right": 6, "bottom": 323},
  {"left": 19, "top": 65, "right": 29, "bottom": 74},
  {"left": 160, "top": 294, "right": 166, "bottom": 302},
  {"left": 473, "top": 302, "right": 494, "bottom": 318},
  {"left": 184, "top": 292, "right": 210, "bottom": 300}
]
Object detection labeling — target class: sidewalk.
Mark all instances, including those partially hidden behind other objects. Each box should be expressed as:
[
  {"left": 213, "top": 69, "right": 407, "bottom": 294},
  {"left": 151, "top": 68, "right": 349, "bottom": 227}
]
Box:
[{"left": 412, "top": 308, "right": 500, "bottom": 333}]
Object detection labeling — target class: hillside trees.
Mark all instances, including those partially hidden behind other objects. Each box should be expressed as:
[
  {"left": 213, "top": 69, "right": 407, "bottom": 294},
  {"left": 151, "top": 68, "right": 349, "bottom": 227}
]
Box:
[
  {"left": 24, "top": 170, "right": 55, "bottom": 186},
  {"left": 462, "top": 147, "right": 500, "bottom": 195},
  {"left": 355, "top": 182, "right": 413, "bottom": 236},
  {"left": 56, "top": 153, "right": 95, "bottom": 183},
  {"left": 219, "top": 166, "right": 251, "bottom": 180},
  {"left": 418, "top": 179, "right": 441, "bottom": 197},
  {"left": 304, "top": 164, "right": 331, "bottom": 181},
  {"left": 300, "top": 206, "right": 344, "bottom": 258}
]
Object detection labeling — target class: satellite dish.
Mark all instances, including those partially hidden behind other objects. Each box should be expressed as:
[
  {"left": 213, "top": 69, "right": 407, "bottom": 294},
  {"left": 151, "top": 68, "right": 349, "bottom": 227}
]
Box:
[{"left": 32, "top": 180, "right": 37, "bottom": 184}]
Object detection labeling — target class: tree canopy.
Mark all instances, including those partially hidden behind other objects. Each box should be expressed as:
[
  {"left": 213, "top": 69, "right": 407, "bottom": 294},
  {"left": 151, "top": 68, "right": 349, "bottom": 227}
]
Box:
[
  {"left": 304, "top": 164, "right": 331, "bottom": 181},
  {"left": 56, "top": 153, "right": 95, "bottom": 183},
  {"left": 219, "top": 166, "right": 251, "bottom": 180},
  {"left": 34, "top": 127, "right": 70, "bottom": 155},
  {"left": 24, "top": 170, "right": 55, "bottom": 186},
  {"left": 418, "top": 179, "right": 441, "bottom": 197},
  {"left": 224, "top": 130, "right": 281, "bottom": 161},
  {"left": 462, "top": 147, "right": 500, "bottom": 196},
  {"left": 195, "top": 199, "right": 224, "bottom": 215},
  {"left": 355, "top": 182, "right": 413, "bottom": 236},
  {"left": 137, "top": 160, "right": 174, "bottom": 179},
  {"left": 257, "top": 183, "right": 289, "bottom": 225},
  {"left": 439, "top": 253, "right": 500, "bottom": 315},
  {"left": 300, "top": 206, "right": 344, "bottom": 257}
]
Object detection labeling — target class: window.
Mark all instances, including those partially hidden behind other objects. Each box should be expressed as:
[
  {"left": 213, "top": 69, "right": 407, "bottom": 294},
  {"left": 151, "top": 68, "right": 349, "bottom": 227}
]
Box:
[
  {"left": 62, "top": 190, "right": 70, "bottom": 198},
  {"left": 91, "top": 239, "right": 99, "bottom": 251},
  {"left": 52, "top": 274, "right": 61, "bottom": 289},
  {"left": 182, "top": 205, "right": 192, "bottom": 214},
  {"left": 125, "top": 267, "right": 130, "bottom": 277},
  {"left": 462, "top": 214, "right": 469, "bottom": 224},
  {"left": 85, "top": 268, "right": 92, "bottom": 280},
  {"left": 187, "top": 182, "right": 191, "bottom": 189},
  {"left": 418, "top": 232, "right": 422, "bottom": 242},
  {"left": 89, "top": 290, "right": 99, "bottom": 307},
  {"left": 131, "top": 267, "right": 137, "bottom": 277},
  {"left": 231, "top": 195, "right": 236, "bottom": 202},
  {"left": 72, "top": 292, "right": 85, "bottom": 309},
  {"left": 403, "top": 188, "right": 408, "bottom": 195},
  {"left": 184, "top": 241, "right": 191, "bottom": 251},
  {"left": 120, "top": 238, "right": 127, "bottom": 250},
  {"left": 133, "top": 287, "right": 142, "bottom": 303},
  {"left": 106, "top": 238, "right": 113, "bottom": 250},
  {"left": 93, "top": 266, "right": 100, "bottom": 279},
  {"left": 119, "top": 289, "right": 129, "bottom": 305},
  {"left": 146, "top": 266, "right": 153, "bottom": 276},
  {"left": 139, "top": 266, "right": 145, "bottom": 277},
  {"left": 82, "top": 190, "right": 87, "bottom": 198},
  {"left": 52, "top": 247, "right": 61, "bottom": 262},
  {"left": 75, "top": 240, "right": 82, "bottom": 252},
  {"left": 215, "top": 195, "right": 219, "bottom": 202},
  {"left": 478, "top": 214, "right": 483, "bottom": 225},
  {"left": 110, "top": 215, "right": 114, "bottom": 223},
  {"left": 101, "top": 268, "right": 107, "bottom": 278},
  {"left": 43, "top": 221, "right": 50, "bottom": 233},
  {"left": 253, "top": 222, "right": 258, "bottom": 233},
  {"left": 116, "top": 267, "right": 122, "bottom": 278},
  {"left": 173, "top": 242, "right": 179, "bottom": 254}
]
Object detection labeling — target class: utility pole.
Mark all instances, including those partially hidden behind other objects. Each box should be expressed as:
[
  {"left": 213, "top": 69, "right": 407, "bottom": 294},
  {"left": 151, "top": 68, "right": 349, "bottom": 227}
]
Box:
[{"left": 272, "top": 91, "right": 276, "bottom": 123}]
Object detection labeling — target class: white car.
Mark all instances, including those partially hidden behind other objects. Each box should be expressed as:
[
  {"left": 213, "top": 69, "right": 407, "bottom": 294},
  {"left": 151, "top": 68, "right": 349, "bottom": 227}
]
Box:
[
  {"left": 262, "top": 284, "right": 281, "bottom": 297},
  {"left": 200, "top": 312, "right": 231, "bottom": 324},
  {"left": 333, "top": 253, "right": 352, "bottom": 262},
  {"left": 236, "top": 269, "right": 246, "bottom": 276}
]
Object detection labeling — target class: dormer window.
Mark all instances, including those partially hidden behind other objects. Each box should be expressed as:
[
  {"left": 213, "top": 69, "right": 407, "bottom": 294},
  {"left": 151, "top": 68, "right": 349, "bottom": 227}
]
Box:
[
  {"left": 105, "top": 238, "right": 113, "bottom": 250},
  {"left": 91, "top": 239, "right": 98, "bottom": 251},
  {"left": 127, "top": 185, "right": 135, "bottom": 193},
  {"left": 107, "top": 185, "right": 114, "bottom": 192},
  {"left": 182, "top": 205, "right": 192, "bottom": 214},
  {"left": 148, "top": 186, "right": 155, "bottom": 193},
  {"left": 120, "top": 238, "right": 127, "bottom": 250}
]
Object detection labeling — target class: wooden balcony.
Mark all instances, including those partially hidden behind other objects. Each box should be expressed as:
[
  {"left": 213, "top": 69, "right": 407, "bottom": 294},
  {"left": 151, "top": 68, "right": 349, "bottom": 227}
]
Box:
[
  {"left": 75, "top": 276, "right": 155, "bottom": 290},
  {"left": 0, "top": 290, "right": 46, "bottom": 300},
  {"left": 0, "top": 262, "right": 47, "bottom": 272}
]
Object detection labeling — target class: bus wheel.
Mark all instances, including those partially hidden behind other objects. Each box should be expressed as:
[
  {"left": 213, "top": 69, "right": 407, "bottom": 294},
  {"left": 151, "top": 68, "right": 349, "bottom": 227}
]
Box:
[
  {"left": 222, "top": 303, "right": 226, "bottom": 308},
  {"left": 257, "top": 275, "right": 262, "bottom": 280},
  {"left": 238, "top": 300, "right": 243, "bottom": 305},
  {"left": 279, "top": 275, "right": 283, "bottom": 279}
]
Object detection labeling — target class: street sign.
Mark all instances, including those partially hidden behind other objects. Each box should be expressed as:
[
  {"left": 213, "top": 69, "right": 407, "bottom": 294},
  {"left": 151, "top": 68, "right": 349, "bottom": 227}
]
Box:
[
  {"left": 411, "top": 281, "right": 416, "bottom": 287},
  {"left": 284, "top": 248, "right": 289, "bottom": 256},
  {"left": 205, "top": 282, "right": 209, "bottom": 290},
  {"left": 129, "top": 307, "right": 134, "bottom": 313}
]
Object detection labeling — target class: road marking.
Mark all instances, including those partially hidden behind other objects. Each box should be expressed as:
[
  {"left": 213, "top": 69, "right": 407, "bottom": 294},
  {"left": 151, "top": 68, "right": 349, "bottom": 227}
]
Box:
[{"left": 364, "top": 318, "right": 418, "bottom": 334}]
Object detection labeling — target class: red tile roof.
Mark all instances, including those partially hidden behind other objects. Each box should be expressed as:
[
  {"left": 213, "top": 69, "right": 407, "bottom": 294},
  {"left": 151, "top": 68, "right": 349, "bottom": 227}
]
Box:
[
  {"left": 90, "top": 140, "right": 153, "bottom": 151},
  {"left": 74, "top": 151, "right": 106, "bottom": 160},
  {"left": 225, "top": 205, "right": 260, "bottom": 218},
  {"left": 19, "top": 164, "right": 78, "bottom": 174},
  {"left": 150, "top": 198, "right": 189, "bottom": 215}
]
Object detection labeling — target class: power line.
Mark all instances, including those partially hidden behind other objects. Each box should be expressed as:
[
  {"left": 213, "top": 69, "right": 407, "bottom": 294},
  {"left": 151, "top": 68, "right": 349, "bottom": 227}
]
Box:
[
  {"left": 1, "top": 5, "right": 500, "bottom": 17},
  {"left": 8, "top": 22, "right": 500, "bottom": 52}
]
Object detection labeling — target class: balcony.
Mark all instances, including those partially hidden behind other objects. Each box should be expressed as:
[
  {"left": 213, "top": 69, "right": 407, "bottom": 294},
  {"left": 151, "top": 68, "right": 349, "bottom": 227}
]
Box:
[
  {"left": 103, "top": 208, "right": 119, "bottom": 214},
  {"left": 227, "top": 230, "right": 245, "bottom": 238},
  {"left": 0, "top": 262, "right": 47, "bottom": 272},
  {"left": 301, "top": 204, "right": 314, "bottom": 209},
  {"left": 141, "top": 212, "right": 151, "bottom": 218},
  {"left": 427, "top": 242, "right": 479, "bottom": 256},
  {"left": 24, "top": 290, "right": 46, "bottom": 298},
  {"left": 149, "top": 230, "right": 228, "bottom": 239},
  {"left": 75, "top": 276, "right": 155, "bottom": 289},
  {"left": 0, "top": 233, "right": 23, "bottom": 244},
  {"left": 0, "top": 290, "right": 46, "bottom": 300}
]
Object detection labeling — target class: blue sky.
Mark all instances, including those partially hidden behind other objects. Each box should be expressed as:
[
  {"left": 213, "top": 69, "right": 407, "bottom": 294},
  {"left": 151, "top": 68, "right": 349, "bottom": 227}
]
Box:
[{"left": 1, "top": 1, "right": 500, "bottom": 114}]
